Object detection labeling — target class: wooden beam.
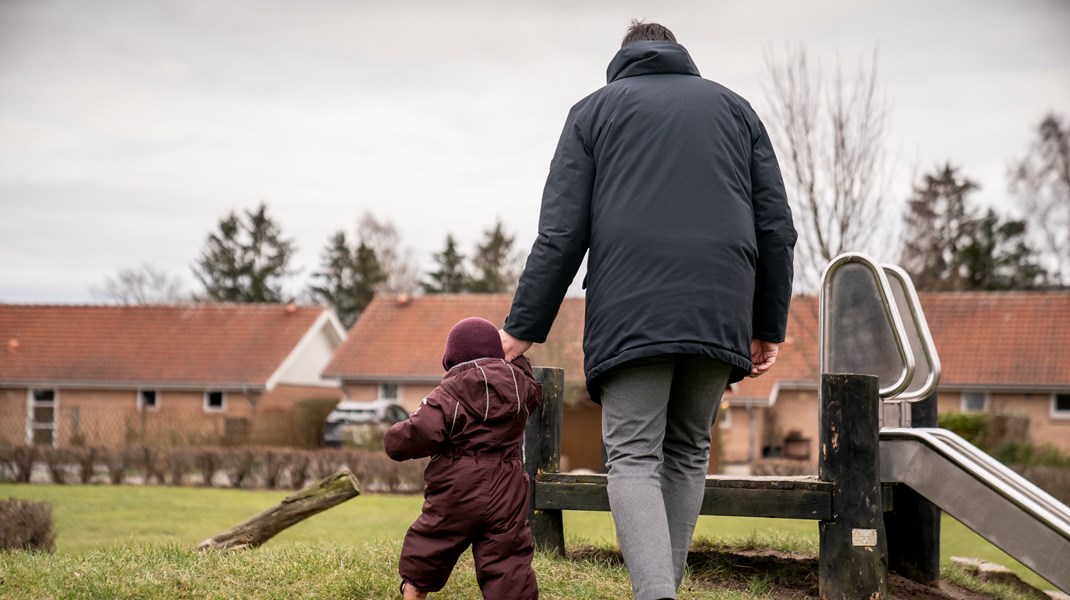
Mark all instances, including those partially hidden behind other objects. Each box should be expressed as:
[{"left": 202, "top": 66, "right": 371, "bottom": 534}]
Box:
[{"left": 534, "top": 473, "right": 834, "bottom": 520}]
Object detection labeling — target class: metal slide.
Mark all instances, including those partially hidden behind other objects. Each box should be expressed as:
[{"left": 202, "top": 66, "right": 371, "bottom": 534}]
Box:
[{"left": 880, "top": 427, "right": 1070, "bottom": 592}]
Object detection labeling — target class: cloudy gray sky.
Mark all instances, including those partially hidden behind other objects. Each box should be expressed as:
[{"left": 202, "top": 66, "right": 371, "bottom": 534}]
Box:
[{"left": 2, "top": 0, "right": 1068, "bottom": 303}]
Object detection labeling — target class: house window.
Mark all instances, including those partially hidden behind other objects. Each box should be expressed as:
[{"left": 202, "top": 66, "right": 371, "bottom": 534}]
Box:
[
  {"left": 204, "top": 391, "right": 225, "bottom": 412},
  {"left": 139, "top": 390, "right": 158, "bottom": 411},
  {"left": 1053, "top": 393, "right": 1070, "bottom": 419},
  {"left": 961, "top": 392, "right": 989, "bottom": 413},
  {"left": 28, "top": 389, "right": 56, "bottom": 446},
  {"left": 379, "top": 383, "right": 398, "bottom": 401}
]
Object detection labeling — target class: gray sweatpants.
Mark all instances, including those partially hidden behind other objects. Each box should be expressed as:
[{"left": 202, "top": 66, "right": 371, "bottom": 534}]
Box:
[{"left": 599, "top": 355, "right": 732, "bottom": 600}]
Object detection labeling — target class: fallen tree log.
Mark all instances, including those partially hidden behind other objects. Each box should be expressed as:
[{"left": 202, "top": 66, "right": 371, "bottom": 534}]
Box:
[{"left": 196, "top": 468, "right": 361, "bottom": 551}]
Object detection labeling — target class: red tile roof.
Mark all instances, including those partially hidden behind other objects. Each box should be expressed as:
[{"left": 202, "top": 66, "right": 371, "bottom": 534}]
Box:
[
  {"left": 922, "top": 291, "right": 1070, "bottom": 389},
  {"left": 0, "top": 303, "right": 331, "bottom": 389},
  {"left": 323, "top": 294, "right": 585, "bottom": 385},
  {"left": 325, "top": 290, "right": 1070, "bottom": 399}
]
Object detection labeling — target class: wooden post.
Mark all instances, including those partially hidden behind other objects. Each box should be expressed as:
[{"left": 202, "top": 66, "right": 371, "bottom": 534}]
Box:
[
  {"left": 525, "top": 367, "right": 566, "bottom": 556},
  {"left": 885, "top": 393, "right": 941, "bottom": 584},
  {"left": 196, "top": 468, "right": 360, "bottom": 551},
  {"left": 819, "top": 374, "right": 889, "bottom": 599}
]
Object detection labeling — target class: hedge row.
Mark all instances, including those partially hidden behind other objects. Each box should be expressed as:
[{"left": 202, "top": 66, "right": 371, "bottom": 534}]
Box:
[{"left": 0, "top": 446, "right": 427, "bottom": 494}]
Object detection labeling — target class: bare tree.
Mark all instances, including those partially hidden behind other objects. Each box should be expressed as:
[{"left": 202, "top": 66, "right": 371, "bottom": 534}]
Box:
[
  {"left": 356, "top": 212, "right": 421, "bottom": 295},
  {"left": 1009, "top": 112, "right": 1070, "bottom": 285},
  {"left": 91, "top": 263, "right": 187, "bottom": 305},
  {"left": 762, "top": 45, "right": 892, "bottom": 288}
]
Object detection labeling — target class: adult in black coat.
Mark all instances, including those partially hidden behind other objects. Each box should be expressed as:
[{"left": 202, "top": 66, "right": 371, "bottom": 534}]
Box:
[{"left": 501, "top": 21, "right": 796, "bottom": 599}]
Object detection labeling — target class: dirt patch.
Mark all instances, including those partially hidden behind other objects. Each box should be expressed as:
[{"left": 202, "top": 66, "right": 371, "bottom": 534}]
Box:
[{"left": 569, "top": 545, "right": 1001, "bottom": 599}]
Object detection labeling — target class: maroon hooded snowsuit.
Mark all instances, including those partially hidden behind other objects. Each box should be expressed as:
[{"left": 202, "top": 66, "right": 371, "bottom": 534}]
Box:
[{"left": 385, "top": 353, "right": 543, "bottom": 599}]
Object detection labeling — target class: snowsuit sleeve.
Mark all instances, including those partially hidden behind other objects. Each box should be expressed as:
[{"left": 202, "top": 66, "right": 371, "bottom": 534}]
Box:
[
  {"left": 383, "top": 387, "right": 466, "bottom": 461},
  {"left": 749, "top": 118, "right": 797, "bottom": 343},
  {"left": 505, "top": 103, "right": 594, "bottom": 343},
  {"left": 510, "top": 355, "right": 544, "bottom": 413}
]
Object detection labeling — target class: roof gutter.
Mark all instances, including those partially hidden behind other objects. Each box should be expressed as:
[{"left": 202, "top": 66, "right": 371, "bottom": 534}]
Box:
[{"left": 0, "top": 380, "right": 269, "bottom": 392}]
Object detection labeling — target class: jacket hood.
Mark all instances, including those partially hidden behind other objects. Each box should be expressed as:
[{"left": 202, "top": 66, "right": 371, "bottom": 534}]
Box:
[
  {"left": 606, "top": 41, "right": 701, "bottom": 83},
  {"left": 442, "top": 358, "right": 538, "bottom": 422}
]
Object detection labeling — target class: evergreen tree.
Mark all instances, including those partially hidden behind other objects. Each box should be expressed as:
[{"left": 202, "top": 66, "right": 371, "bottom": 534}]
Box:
[
  {"left": 422, "top": 234, "right": 472, "bottom": 294},
  {"left": 959, "top": 209, "right": 1047, "bottom": 290},
  {"left": 901, "top": 164, "right": 1047, "bottom": 290},
  {"left": 469, "top": 220, "right": 520, "bottom": 293},
  {"left": 308, "top": 231, "right": 385, "bottom": 327},
  {"left": 900, "top": 164, "right": 977, "bottom": 291},
  {"left": 192, "top": 203, "right": 295, "bottom": 302},
  {"left": 352, "top": 241, "right": 386, "bottom": 314}
]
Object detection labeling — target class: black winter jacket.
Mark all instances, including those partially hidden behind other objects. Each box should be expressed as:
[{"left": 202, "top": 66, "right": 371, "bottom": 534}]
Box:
[{"left": 505, "top": 41, "right": 797, "bottom": 394}]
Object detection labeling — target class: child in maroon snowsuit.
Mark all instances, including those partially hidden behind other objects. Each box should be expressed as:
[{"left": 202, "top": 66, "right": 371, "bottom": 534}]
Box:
[{"left": 384, "top": 317, "right": 543, "bottom": 600}]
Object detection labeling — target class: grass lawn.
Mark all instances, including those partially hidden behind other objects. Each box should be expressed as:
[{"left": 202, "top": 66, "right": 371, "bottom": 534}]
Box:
[{"left": 0, "top": 483, "right": 1057, "bottom": 592}]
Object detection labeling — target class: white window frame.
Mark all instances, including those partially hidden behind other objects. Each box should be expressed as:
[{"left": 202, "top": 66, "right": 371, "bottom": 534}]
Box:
[
  {"left": 960, "top": 391, "right": 990, "bottom": 413},
  {"left": 26, "top": 388, "right": 58, "bottom": 447},
  {"left": 379, "top": 383, "right": 399, "bottom": 402},
  {"left": 138, "top": 389, "right": 159, "bottom": 411},
  {"left": 1052, "top": 392, "right": 1070, "bottom": 420},
  {"left": 204, "top": 390, "right": 226, "bottom": 412}
]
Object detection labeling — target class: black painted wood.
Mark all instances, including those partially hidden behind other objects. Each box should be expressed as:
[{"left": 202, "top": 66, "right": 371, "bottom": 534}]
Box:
[
  {"left": 818, "top": 373, "right": 889, "bottom": 599},
  {"left": 534, "top": 473, "right": 834, "bottom": 520},
  {"left": 525, "top": 367, "right": 566, "bottom": 556},
  {"left": 885, "top": 393, "right": 942, "bottom": 584}
]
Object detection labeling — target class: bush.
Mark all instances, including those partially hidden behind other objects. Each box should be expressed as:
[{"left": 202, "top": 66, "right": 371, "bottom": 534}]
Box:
[
  {"left": 0, "top": 498, "right": 56, "bottom": 553},
  {"left": 1012, "top": 465, "right": 1070, "bottom": 505},
  {"left": 939, "top": 412, "right": 993, "bottom": 448},
  {"left": 292, "top": 398, "right": 342, "bottom": 449}
]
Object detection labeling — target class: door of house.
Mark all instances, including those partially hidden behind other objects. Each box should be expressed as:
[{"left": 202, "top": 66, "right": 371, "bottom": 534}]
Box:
[{"left": 28, "top": 389, "right": 56, "bottom": 446}]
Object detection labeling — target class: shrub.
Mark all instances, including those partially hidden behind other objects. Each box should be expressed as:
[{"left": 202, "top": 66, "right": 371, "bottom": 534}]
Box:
[
  {"left": 0, "top": 445, "right": 31, "bottom": 482},
  {"left": 165, "top": 448, "right": 196, "bottom": 486},
  {"left": 291, "top": 398, "right": 342, "bottom": 449},
  {"left": 102, "top": 447, "right": 136, "bottom": 485},
  {"left": 0, "top": 498, "right": 56, "bottom": 553},
  {"left": 71, "top": 447, "right": 100, "bottom": 484},
  {"left": 195, "top": 447, "right": 224, "bottom": 486},
  {"left": 287, "top": 450, "right": 313, "bottom": 489},
  {"left": 259, "top": 448, "right": 290, "bottom": 489},
  {"left": 938, "top": 412, "right": 992, "bottom": 448},
  {"left": 1012, "top": 465, "right": 1070, "bottom": 504},
  {"left": 39, "top": 447, "right": 76, "bottom": 484},
  {"left": 221, "top": 448, "right": 257, "bottom": 488}
]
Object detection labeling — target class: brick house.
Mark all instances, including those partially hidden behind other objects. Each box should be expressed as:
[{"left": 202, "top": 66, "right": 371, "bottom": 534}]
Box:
[
  {"left": 321, "top": 294, "right": 609, "bottom": 471},
  {"left": 0, "top": 303, "right": 347, "bottom": 449},
  {"left": 722, "top": 291, "right": 1070, "bottom": 469},
  {"left": 323, "top": 291, "right": 1070, "bottom": 473}
]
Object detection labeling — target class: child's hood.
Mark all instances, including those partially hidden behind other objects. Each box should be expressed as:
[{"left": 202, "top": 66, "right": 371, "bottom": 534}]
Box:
[{"left": 441, "top": 358, "right": 540, "bottom": 422}]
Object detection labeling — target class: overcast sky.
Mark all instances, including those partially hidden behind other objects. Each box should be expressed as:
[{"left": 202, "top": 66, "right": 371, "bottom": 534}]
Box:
[{"left": 2, "top": 0, "right": 1068, "bottom": 303}]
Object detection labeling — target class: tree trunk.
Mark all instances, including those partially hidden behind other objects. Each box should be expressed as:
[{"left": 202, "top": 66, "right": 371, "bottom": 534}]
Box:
[{"left": 196, "top": 468, "right": 360, "bottom": 551}]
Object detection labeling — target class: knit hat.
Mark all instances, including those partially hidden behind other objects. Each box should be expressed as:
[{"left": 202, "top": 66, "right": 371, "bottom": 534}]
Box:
[{"left": 442, "top": 317, "right": 505, "bottom": 370}]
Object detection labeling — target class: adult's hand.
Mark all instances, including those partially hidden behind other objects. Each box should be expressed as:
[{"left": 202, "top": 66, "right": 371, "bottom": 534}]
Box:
[
  {"left": 748, "top": 339, "right": 779, "bottom": 378},
  {"left": 499, "top": 329, "right": 533, "bottom": 362}
]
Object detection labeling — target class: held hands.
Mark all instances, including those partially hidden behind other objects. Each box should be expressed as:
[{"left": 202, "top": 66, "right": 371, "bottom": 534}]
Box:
[
  {"left": 499, "top": 329, "right": 533, "bottom": 362},
  {"left": 749, "top": 339, "right": 779, "bottom": 378}
]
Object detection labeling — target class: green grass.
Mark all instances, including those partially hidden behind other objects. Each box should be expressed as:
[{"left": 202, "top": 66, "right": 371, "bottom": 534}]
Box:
[{"left": 0, "top": 483, "right": 1058, "bottom": 595}]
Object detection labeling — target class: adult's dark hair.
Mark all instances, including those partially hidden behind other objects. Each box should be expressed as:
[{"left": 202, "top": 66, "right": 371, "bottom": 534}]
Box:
[{"left": 621, "top": 20, "right": 677, "bottom": 47}]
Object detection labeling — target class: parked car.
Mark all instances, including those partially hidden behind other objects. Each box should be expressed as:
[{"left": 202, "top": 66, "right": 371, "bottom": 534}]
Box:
[{"left": 321, "top": 399, "right": 409, "bottom": 448}]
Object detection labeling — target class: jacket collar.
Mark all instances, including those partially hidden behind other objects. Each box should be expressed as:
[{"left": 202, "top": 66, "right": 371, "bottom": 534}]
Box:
[{"left": 606, "top": 41, "right": 701, "bottom": 83}]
